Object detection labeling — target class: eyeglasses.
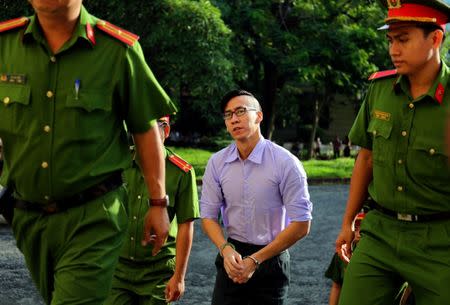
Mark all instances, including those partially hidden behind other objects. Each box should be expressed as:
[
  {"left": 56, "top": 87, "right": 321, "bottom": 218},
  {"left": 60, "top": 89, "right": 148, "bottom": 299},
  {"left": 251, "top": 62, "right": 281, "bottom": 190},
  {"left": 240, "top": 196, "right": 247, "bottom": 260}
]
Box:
[
  {"left": 223, "top": 106, "right": 257, "bottom": 120},
  {"left": 157, "top": 121, "right": 169, "bottom": 128}
]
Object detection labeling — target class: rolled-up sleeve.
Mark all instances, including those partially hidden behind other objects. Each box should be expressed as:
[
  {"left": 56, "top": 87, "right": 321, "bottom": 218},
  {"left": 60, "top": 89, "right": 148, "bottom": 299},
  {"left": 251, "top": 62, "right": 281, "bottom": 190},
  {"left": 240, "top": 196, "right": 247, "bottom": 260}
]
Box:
[
  {"left": 200, "top": 156, "right": 223, "bottom": 220},
  {"left": 279, "top": 156, "right": 313, "bottom": 222}
]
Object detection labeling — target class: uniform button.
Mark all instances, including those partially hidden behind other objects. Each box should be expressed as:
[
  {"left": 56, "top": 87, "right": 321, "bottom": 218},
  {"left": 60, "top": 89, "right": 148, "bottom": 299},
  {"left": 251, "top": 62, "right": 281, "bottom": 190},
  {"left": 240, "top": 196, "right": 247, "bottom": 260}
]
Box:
[
  {"left": 429, "top": 148, "right": 436, "bottom": 155},
  {"left": 130, "top": 237, "right": 134, "bottom": 241},
  {"left": 372, "top": 130, "right": 377, "bottom": 136},
  {"left": 50, "top": 56, "right": 56, "bottom": 63},
  {"left": 44, "top": 196, "right": 50, "bottom": 200},
  {"left": 397, "top": 186, "right": 403, "bottom": 192},
  {"left": 41, "top": 161, "right": 49, "bottom": 169},
  {"left": 408, "top": 103, "right": 414, "bottom": 109},
  {"left": 401, "top": 131, "right": 407, "bottom": 137},
  {"left": 137, "top": 195, "right": 142, "bottom": 199},
  {"left": 3, "top": 96, "right": 11, "bottom": 105},
  {"left": 44, "top": 125, "right": 51, "bottom": 133},
  {"left": 133, "top": 216, "right": 137, "bottom": 220},
  {"left": 130, "top": 256, "right": 134, "bottom": 260},
  {"left": 398, "top": 159, "right": 403, "bottom": 164},
  {"left": 46, "top": 91, "right": 54, "bottom": 98}
]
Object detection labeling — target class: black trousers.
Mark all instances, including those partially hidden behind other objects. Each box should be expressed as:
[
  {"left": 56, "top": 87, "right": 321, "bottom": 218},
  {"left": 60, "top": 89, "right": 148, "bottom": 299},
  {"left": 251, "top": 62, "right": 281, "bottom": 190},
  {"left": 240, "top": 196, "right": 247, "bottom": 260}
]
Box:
[{"left": 211, "top": 238, "right": 290, "bottom": 305}]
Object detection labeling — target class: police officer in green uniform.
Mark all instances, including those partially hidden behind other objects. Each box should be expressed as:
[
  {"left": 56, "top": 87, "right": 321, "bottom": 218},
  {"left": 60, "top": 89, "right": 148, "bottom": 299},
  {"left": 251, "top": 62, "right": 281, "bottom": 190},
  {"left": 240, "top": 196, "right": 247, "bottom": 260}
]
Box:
[
  {"left": 105, "top": 116, "right": 199, "bottom": 305},
  {"left": 335, "top": 1, "right": 450, "bottom": 305},
  {"left": 0, "top": 1, "right": 177, "bottom": 304}
]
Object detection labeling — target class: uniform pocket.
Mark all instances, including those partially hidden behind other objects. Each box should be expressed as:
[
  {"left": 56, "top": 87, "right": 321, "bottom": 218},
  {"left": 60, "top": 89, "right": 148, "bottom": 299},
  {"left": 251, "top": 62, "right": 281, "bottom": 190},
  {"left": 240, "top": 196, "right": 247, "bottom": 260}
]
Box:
[
  {"left": 409, "top": 136, "right": 449, "bottom": 181},
  {"left": 0, "top": 84, "right": 31, "bottom": 135},
  {"left": 367, "top": 119, "right": 393, "bottom": 166}
]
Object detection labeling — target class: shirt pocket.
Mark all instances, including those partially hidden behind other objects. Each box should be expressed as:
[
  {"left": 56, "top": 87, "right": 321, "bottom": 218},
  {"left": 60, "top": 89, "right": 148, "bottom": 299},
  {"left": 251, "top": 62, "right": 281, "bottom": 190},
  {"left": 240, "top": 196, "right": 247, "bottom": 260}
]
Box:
[
  {"left": 367, "top": 119, "right": 393, "bottom": 166},
  {"left": 0, "top": 84, "right": 31, "bottom": 136},
  {"left": 64, "top": 90, "right": 113, "bottom": 140},
  {"left": 409, "top": 136, "right": 449, "bottom": 181}
]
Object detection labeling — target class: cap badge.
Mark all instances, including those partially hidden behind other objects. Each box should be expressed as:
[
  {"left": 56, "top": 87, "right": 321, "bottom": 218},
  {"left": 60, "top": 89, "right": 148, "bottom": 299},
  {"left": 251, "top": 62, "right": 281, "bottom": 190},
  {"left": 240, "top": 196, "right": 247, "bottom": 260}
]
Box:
[{"left": 387, "top": 0, "right": 401, "bottom": 9}]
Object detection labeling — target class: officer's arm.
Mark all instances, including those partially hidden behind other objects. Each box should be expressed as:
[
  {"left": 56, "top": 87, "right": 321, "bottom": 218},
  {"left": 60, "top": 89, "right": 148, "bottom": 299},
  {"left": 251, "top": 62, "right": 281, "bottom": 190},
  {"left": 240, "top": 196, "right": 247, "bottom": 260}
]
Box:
[
  {"left": 335, "top": 148, "right": 373, "bottom": 260},
  {"left": 446, "top": 114, "right": 450, "bottom": 163},
  {"left": 133, "top": 125, "right": 169, "bottom": 255}
]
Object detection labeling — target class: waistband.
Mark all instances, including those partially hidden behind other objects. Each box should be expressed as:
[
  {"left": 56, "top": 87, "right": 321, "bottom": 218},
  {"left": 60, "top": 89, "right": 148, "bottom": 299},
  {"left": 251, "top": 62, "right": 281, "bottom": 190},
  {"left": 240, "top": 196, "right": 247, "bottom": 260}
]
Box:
[
  {"left": 14, "top": 171, "right": 123, "bottom": 214},
  {"left": 368, "top": 200, "right": 450, "bottom": 222}
]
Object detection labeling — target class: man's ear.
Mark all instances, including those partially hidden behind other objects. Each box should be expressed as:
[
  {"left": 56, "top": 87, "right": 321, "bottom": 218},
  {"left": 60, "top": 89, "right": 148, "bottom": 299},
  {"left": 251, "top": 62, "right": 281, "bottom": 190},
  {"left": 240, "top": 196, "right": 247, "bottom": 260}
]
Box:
[
  {"left": 256, "top": 111, "right": 263, "bottom": 124},
  {"left": 433, "top": 29, "right": 444, "bottom": 48}
]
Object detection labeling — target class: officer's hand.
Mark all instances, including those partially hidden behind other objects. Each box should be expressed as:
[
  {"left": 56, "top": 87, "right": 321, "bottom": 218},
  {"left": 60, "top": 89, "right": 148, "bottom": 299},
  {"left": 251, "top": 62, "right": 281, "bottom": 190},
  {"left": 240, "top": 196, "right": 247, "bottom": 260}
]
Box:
[
  {"left": 222, "top": 247, "right": 244, "bottom": 282},
  {"left": 142, "top": 206, "right": 169, "bottom": 256},
  {"left": 335, "top": 226, "right": 354, "bottom": 263},
  {"left": 165, "top": 274, "right": 184, "bottom": 302},
  {"left": 234, "top": 257, "right": 257, "bottom": 284}
]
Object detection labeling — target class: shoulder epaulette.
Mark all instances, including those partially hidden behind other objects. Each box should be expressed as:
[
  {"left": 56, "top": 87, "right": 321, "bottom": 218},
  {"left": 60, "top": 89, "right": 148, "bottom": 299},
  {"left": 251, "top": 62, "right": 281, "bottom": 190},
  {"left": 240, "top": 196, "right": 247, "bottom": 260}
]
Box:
[
  {"left": 96, "top": 20, "right": 139, "bottom": 46},
  {"left": 168, "top": 154, "right": 193, "bottom": 173},
  {"left": 368, "top": 69, "right": 397, "bottom": 81},
  {"left": 0, "top": 17, "right": 29, "bottom": 33}
]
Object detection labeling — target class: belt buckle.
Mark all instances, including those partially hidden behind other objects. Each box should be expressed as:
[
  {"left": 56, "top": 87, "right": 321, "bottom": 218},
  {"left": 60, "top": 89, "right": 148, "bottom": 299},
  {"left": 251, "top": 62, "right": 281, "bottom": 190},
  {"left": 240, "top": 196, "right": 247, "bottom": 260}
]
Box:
[
  {"left": 397, "top": 213, "right": 414, "bottom": 222},
  {"left": 43, "top": 202, "right": 59, "bottom": 214}
]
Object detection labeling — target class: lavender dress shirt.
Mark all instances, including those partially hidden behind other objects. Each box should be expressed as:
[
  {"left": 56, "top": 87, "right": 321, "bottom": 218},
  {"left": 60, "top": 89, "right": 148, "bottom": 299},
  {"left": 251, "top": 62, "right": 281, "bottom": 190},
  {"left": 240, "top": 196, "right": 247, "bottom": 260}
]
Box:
[{"left": 200, "top": 138, "right": 313, "bottom": 245}]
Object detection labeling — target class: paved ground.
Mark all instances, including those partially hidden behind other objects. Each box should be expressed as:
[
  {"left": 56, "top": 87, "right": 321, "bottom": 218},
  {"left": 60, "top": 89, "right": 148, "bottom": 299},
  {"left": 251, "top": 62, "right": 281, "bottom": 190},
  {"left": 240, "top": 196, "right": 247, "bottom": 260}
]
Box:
[{"left": 0, "top": 184, "right": 348, "bottom": 305}]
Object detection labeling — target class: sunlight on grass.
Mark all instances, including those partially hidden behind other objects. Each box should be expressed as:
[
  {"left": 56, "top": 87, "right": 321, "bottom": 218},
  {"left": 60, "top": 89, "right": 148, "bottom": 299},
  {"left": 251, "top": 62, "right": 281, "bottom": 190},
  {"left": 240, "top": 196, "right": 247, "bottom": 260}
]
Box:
[{"left": 168, "top": 146, "right": 355, "bottom": 180}]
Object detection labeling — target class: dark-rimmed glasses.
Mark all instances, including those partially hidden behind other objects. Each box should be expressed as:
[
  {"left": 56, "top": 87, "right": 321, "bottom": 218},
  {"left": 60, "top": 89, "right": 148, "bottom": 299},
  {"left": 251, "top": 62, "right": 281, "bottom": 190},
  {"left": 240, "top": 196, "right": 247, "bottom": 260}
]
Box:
[{"left": 223, "top": 106, "right": 257, "bottom": 120}]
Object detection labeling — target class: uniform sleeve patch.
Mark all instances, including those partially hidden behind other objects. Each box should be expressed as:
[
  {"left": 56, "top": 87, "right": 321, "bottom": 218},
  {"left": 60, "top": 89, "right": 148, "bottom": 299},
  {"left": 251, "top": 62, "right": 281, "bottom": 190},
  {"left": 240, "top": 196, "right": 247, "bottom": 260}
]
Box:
[
  {"left": 0, "top": 17, "right": 29, "bottom": 33},
  {"left": 168, "top": 154, "right": 193, "bottom": 173},
  {"left": 96, "top": 20, "right": 139, "bottom": 46},
  {"left": 368, "top": 69, "right": 397, "bottom": 81}
]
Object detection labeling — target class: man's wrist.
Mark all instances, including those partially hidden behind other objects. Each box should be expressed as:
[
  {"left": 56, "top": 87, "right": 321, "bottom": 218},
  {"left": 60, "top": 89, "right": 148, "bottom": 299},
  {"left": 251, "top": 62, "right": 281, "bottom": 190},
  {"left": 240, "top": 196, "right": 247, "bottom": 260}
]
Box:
[
  {"left": 243, "top": 255, "right": 260, "bottom": 269},
  {"left": 148, "top": 195, "right": 169, "bottom": 207}
]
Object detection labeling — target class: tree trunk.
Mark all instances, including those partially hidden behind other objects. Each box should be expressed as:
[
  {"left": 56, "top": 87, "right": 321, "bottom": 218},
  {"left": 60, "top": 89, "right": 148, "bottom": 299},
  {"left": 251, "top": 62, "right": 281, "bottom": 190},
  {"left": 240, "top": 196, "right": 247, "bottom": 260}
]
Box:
[
  {"left": 308, "top": 94, "right": 321, "bottom": 160},
  {"left": 262, "top": 61, "right": 278, "bottom": 140}
]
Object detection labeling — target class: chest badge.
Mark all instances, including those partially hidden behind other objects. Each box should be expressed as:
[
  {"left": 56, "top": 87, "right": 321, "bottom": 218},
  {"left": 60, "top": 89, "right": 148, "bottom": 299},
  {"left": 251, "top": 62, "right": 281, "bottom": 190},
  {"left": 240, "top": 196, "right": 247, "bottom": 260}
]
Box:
[{"left": 374, "top": 110, "right": 391, "bottom": 121}]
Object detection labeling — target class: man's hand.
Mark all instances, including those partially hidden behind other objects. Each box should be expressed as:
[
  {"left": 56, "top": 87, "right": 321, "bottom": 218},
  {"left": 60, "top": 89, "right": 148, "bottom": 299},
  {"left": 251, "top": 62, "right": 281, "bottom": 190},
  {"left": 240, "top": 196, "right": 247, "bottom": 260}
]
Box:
[
  {"left": 335, "top": 226, "right": 354, "bottom": 263},
  {"left": 142, "top": 206, "right": 169, "bottom": 256},
  {"left": 234, "top": 257, "right": 257, "bottom": 284},
  {"left": 222, "top": 246, "right": 244, "bottom": 282},
  {"left": 165, "top": 274, "right": 184, "bottom": 302}
]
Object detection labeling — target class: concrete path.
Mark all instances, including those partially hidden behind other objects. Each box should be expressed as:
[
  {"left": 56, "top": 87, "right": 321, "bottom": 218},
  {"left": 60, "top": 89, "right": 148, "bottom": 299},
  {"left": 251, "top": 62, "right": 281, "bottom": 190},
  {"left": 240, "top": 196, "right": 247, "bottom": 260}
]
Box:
[{"left": 0, "top": 184, "right": 348, "bottom": 305}]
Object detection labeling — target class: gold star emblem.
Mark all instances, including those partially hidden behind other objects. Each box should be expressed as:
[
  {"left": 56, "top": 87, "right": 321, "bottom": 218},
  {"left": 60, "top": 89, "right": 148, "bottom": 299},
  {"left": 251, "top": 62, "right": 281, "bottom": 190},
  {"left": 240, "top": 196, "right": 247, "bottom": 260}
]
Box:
[{"left": 387, "top": 0, "right": 401, "bottom": 9}]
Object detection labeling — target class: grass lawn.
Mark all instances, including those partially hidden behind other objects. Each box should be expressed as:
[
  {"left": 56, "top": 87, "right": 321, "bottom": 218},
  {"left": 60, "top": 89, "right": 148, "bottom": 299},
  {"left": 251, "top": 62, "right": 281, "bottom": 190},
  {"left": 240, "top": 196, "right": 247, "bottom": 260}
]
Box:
[{"left": 168, "top": 146, "right": 355, "bottom": 180}]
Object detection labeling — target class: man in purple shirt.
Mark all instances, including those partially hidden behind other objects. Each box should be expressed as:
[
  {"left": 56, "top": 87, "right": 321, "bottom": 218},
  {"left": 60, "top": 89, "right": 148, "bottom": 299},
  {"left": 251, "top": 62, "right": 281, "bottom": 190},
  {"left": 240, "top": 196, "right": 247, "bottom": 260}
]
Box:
[{"left": 200, "top": 90, "right": 313, "bottom": 305}]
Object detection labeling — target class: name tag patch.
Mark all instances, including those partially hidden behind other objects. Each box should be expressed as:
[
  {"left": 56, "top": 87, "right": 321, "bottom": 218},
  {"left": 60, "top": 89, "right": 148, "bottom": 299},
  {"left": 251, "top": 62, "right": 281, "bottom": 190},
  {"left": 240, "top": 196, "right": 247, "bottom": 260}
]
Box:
[
  {"left": 374, "top": 110, "right": 391, "bottom": 121},
  {"left": 0, "top": 73, "right": 27, "bottom": 84}
]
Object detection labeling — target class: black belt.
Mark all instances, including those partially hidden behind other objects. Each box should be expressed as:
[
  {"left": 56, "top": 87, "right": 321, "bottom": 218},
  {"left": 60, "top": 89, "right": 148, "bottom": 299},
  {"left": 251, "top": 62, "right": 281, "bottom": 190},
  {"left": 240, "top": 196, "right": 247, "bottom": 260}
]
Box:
[
  {"left": 369, "top": 200, "right": 450, "bottom": 222},
  {"left": 15, "top": 171, "right": 123, "bottom": 214}
]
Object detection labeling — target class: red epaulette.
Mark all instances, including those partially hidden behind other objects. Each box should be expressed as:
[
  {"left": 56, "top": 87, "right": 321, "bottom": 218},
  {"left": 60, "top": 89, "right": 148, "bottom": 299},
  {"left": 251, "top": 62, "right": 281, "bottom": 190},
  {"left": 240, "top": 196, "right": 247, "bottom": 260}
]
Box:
[
  {"left": 96, "top": 20, "right": 139, "bottom": 46},
  {"left": 368, "top": 69, "right": 398, "bottom": 81},
  {"left": 0, "top": 17, "right": 29, "bottom": 33},
  {"left": 168, "top": 154, "right": 193, "bottom": 173}
]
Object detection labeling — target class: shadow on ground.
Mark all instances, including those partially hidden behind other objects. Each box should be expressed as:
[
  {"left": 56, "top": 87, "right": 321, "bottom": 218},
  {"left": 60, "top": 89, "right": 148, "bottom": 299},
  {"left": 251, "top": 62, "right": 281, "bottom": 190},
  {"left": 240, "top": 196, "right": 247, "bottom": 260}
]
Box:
[{"left": 0, "top": 184, "right": 348, "bottom": 305}]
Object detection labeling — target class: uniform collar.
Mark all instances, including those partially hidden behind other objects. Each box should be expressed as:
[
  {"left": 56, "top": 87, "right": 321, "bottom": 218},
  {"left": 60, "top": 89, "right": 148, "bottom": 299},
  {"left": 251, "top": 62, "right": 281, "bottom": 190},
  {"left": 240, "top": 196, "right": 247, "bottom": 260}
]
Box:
[
  {"left": 23, "top": 5, "right": 97, "bottom": 49},
  {"left": 225, "top": 137, "right": 265, "bottom": 164},
  {"left": 393, "top": 62, "right": 449, "bottom": 105}
]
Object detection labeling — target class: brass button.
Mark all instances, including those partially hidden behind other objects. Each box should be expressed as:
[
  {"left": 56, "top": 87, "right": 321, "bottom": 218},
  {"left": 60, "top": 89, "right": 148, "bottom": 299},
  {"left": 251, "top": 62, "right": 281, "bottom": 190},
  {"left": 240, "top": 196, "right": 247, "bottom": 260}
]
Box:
[
  {"left": 130, "top": 237, "right": 134, "bottom": 241},
  {"left": 398, "top": 159, "right": 403, "bottom": 164},
  {"left": 41, "top": 161, "right": 49, "bottom": 169},
  {"left": 397, "top": 186, "right": 403, "bottom": 192},
  {"left": 133, "top": 216, "right": 137, "bottom": 220},
  {"left": 372, "top": 130, "right": 377, "bottom": 136},
  {"left": 130, "top": 256, "right": 135, "bottom": 260},
  {"left": 3, "top": 96, "right": 10, "bottom": 105},
  {"left": 46, "top": 91, "right": 54, "bottom": 98},
  {"left": 137, "top": 195, "right": 142, "bottom": 199},
  {"left": 429, "top": 148, "right": 436, "bottom": 155},
  {"left": 408, "top": 103, "right": 414, "bottom": 109},
  {"left": 401, "top": 131, "right": 407, "bottom": 137},
  {"left": 44, "top": 125, "right": 51, "bottom": 133},
  {"left": 44, "top": 196, "right": 50, "bottom": 200},
  {"left": 50, "top": 56, "right": 56, "bottom": 63}
]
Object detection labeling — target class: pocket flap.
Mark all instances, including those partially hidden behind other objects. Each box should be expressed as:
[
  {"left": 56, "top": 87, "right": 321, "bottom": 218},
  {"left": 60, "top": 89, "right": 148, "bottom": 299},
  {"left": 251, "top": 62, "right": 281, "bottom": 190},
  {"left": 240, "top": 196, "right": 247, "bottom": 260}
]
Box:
[
  {"left": 367, "top": 119, "right": 392, "bottom": 139},
  {"left": 0, "top": 84, "right": 31, "bottom": 106},
  {"left": 66, "top": 90, "right": 112, "bottom": 112}
]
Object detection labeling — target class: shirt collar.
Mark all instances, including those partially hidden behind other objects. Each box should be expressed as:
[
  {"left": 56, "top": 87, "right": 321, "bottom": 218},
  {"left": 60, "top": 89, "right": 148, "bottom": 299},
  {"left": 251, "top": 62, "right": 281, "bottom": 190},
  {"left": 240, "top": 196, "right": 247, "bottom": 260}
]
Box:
[
  {"left": 393, "top": 62, "right": 449, "bottom": 105},
  {"left": 224, "top": 137, "right": 266, "bottom": 164},
  {"left": 23, "top": 5, "right": 97, "bottom": 48}
]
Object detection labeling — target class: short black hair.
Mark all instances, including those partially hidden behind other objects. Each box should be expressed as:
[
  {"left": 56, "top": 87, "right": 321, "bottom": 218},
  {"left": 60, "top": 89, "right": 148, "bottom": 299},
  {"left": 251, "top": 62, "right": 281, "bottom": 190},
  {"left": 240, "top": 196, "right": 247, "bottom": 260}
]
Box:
[
  {"left": 416, "top": 22, "right": 445, "bottom": 39},
  {"left": 220, "top": 89, "right": 256, "bottom": 112}
]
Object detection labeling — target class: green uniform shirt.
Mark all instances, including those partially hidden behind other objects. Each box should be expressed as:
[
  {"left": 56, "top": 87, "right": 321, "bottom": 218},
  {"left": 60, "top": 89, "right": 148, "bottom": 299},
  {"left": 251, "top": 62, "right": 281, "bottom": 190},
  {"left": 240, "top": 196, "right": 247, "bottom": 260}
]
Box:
[
  {"left": 119, "top": 147, "right": 199, "bottom": 263},
  {"left": 325, "top": 253, "right": 347, "bottom": 285},
  {"left": 349, "top": 64, "right": 450, "bottom": 214},
  {"left": 0, "top": 6, "right": 176, "bottom": 203}
]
